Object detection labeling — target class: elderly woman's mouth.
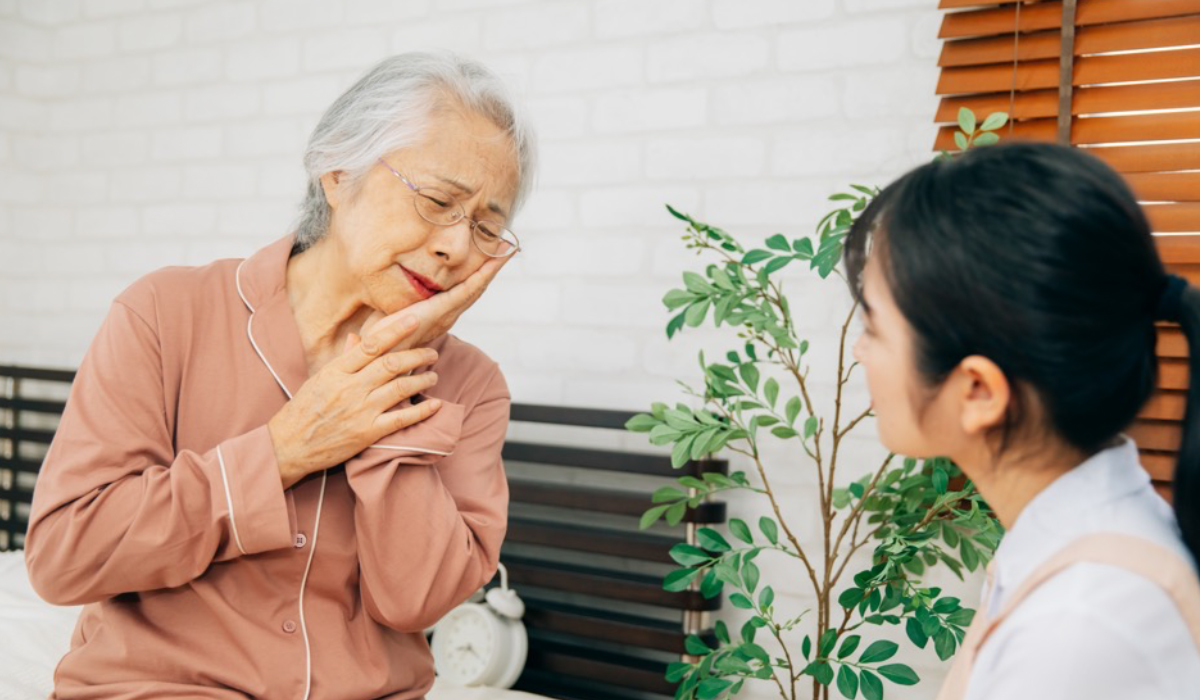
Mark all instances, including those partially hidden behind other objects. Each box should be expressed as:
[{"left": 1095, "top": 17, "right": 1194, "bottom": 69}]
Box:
[{"left": 399, "top": 265, "right": 442, "bottom": 299}]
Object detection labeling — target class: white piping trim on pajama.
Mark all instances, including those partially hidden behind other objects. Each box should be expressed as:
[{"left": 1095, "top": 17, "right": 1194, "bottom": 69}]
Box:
[
  {"left": 216, "top": 445, "right": 247, "bottom": 556},
  {"left": 235, "top": 258, "right": 328, "bottom": 700}
]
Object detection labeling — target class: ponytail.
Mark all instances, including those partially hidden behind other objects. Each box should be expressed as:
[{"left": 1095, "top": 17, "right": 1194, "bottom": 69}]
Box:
[{"left": 1170, "top": 281, "right": 1200, "bottom": 564}]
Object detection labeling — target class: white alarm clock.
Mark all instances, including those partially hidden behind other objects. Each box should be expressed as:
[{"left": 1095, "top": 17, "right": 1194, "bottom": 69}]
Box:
[{"left": 431, "top": 562, "right": 528, "bottom": 689}]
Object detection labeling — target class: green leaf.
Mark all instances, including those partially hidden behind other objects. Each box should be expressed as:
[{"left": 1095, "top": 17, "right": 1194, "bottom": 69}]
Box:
[
  {"left": 980, "top": 111, "right": 1008, "bottom": 131},
  {"left": 665, "top": 500, "right": 688, "bottom": 525},
  {"left": 860, "top": 670, "right": 883, "bottom": 700},
  {"left": 666, "top": 661, "right": 691, "bottom": 683},
  {"left": 837, "top": 634, "right": 861, "bottom": 660},
  {"left": 743, "top": 641, "right": 770, "bottom": 663},
  {"left": 683, "top": 271, "right": 711, "bottom": 293},
  {"left": 758, "top": 516, "right": 778, "bottom": 545},
  {"left": 669, "top": 543, "right": 711, "bottom": 567},
  {"left": 838, "top": 587, "right": 864, "bottom": 609},
  {"left": 812, "top": 237, "right": 842, "bottom": 278},
  {"left": 771, "top": 426, "right": 798, "bottom": 438},
  {"left": 804, "top": 416, "right": 818, "bottom": 438},
  {"left": 666, "top": 203, "right": 691, "bottom": 222},
  {"left": 666, "top": 311, "right": 686, "bottom": 339},
  {"left": 729, "top": 592, "right": 754, "bottom": 609},
  {"left": 714, "top": 620, "right": 730, "bottom": 644},
  {"left": 765, "top": 233, "right": 790, "bottom": 251},
  {"left": 626, "top": 414, "right": 660, "bottom": 432},
  {"left": 837, "top": 665, "right": 859, "bottom": 700},
  {"left": 953, "top": 131, "right": 969, "bottom": 152},
  {"left": 701, "top": 570, "right": 723, "bottom": 599},
  {"left": 764, "top": 256, "right": 792, "bottom": 274},
  {"left": 743, "top": 561, "right": 760, "bottom": 593},
  {"left": 802, "top": 635, "right": 812, "bottom": 660},
  {"left": 877, "top": 664, "right": 919, "bottom": 686},
  {"left": 957, "top": 107, "right": 976, "bottom": 135},
  {"left": 859, "top": 640, "right": 898, "bottom": 664},
  {"left": 685, "top": 299, "right": 711, "bottom": 327},
  {"left": 831, "top": 489, "right": 850, "bottom": 509},
  {"left": 785, "top": 397, "right": 802, "bottom": 426},
  {"left": 932, "top": 467, "right": 949, "bottom": 495},
  {"left": 960, "top": 538, "right": 980, "bottom": 572},
  {"left": 759, "top": 585, "right": 774, "bottom": 609},
  {"left": 652, "top": 486, "right": 685, "bottom": 503},
  {"left": 972, "top": 131, "right": 1000, "bottom": 146},
  {"left": 671, "top": 437, "right": 693, "bottom": 470},
  {"left": 663, "top": 289, "right": 695, "bottom": 311},
  {"left": 640, "top": 504, "right": 669, "bottom": 530},
  {"left": 763, "top": 378, "right": 779, "bottom": 408},
  {"left": 696, "top": 678, "right": 733, "bottom": 700},
  {"left": 697, "top": 527, "right": 732, "bottom": 552},
  {"left": 906, "top": 616, "right": 929, "bottom": 648},
  {"left": 664, "top": 568, "right": 699, "bottom": 592},
  {"left": 947, "top": 608, "right": 975, "bottom": 627},
  {"left": 818, "top": 629, "right": 838, "bottom": 658},
  {"left": 742, "top": 249, "right": 773, "bottom": 265},
  {"left": 934, "top": 627, "right": 957, "bottom": 661},
  {"left": 729, "top": 518, "right": 754, "bottom": 544},
  {"left": 812, "top": 662, "right": 834, "bottom": 686},
  {"left": 739, "top": 363, "right": 760, "bottom": 392},
  {"left": 932, "top": 597, "right": 961, "bottom": 614},
  {"left": 793, "top": 237, "right": 814, "bottom": 258},
  {"left": 685, "top": 633, "right": 711, "bottom": 655}
]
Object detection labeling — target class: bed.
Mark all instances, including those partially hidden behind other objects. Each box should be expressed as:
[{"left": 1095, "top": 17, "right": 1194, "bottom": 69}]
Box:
[{"left": 0, "top": 366, "right": 727, "bottom": 699}]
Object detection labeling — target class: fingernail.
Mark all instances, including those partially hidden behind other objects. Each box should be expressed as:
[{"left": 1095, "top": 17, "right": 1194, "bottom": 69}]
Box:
[{"left": 427, "top": 372, "right": 439, "bottom": 384}]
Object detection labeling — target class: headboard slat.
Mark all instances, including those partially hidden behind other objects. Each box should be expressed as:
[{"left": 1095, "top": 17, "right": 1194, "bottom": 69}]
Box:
[{"left": 508, "top": 479, "right": 727, "bottom": 523}]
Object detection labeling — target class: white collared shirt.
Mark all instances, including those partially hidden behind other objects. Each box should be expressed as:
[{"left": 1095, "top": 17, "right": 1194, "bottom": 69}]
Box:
[{"left": 965, "top": 438, "right": 1200, "bottom": 700}]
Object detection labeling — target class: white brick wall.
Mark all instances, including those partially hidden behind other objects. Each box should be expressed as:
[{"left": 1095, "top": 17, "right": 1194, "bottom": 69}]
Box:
[{"left": 0, "top": 2, "right": 976, "bottom": 697}]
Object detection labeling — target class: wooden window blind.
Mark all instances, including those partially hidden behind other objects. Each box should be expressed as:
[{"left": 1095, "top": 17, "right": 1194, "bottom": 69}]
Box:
[{"left": 933, "top": 0, "right": 1200, "bottom": 500}]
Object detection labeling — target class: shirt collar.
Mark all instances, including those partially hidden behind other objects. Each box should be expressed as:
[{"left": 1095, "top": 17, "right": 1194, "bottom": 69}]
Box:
[
  {"left": 235, "top": 234, "right": 309, "bottom": 398},
  {"left": 987, "top": 438, "right": 1151, "bottom": 610}
]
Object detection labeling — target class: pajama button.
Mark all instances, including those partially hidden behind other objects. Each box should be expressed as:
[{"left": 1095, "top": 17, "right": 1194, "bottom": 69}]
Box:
[
  {"left": 294, "top": 533, "right": 306, "bottom": 548},
  {"left": 282, "top": 620, "right": 297, "bottom": 633}
]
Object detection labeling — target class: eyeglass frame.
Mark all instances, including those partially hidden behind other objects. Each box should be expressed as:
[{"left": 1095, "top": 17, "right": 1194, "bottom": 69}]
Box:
[{"left": 377, "top": 158, "right": 521, "bottom": 258}]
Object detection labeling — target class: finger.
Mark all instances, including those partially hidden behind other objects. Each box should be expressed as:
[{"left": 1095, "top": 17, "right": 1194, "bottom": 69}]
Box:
[
  {"left": 365, "top": 347, "right": 439, "bottom": 388},
  {"left": 339, "top": 315, "right": 419, "bottom": 373},
  {"left": 343, "top": 332, "right": 360, "bottom": 354},
  {"left": 371, "top": 370, "right": 439, "bottom": 408},
  {"left": 371, "top": 398, "right": 443, "bottom": 438}
]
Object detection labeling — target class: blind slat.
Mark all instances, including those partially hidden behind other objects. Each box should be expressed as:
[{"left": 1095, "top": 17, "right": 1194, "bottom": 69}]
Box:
[
  {"left": 1126, "top": 172, "right": 1200, "bottom": 203},
  {"left": 935, "top": 80, "right": 1200, "bottom": 123},
  {"left": 1142, "top": 391, "right": 1186, "bottom": 420},
  {"left": 935, "top": 113, "right": 1200, "bottom": 149},
  {"left": 940, "top": 0, "right": 1200, "bottom": 40},
  {"left": 1088, "top": 142, "right": 1200, "bottom": 173},
  {"left": 1128, "top": 420, "right": 1182, "bottom": 453},
  {"left": 1146, "top": 203, "right": 1200, "bottom": 232},
  {"left": 939, "top": 15, "right": 1200, "bottom": 68},
  {"left": 937, "top": 48, "right": 1200, "bottom": 95}
]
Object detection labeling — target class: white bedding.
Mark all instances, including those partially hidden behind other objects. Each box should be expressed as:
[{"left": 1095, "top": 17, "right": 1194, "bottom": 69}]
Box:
[{"left": 0, "top": 552, "right": 545, "bottom": 700}]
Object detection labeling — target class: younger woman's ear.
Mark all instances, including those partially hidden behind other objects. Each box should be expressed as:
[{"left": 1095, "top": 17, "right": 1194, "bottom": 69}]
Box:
[
  {"left": 956, "top": 355, "right": 1011, "bottom": 436},
  {"left": 319, "top": 171, "right": 345, "bottom": 209}
]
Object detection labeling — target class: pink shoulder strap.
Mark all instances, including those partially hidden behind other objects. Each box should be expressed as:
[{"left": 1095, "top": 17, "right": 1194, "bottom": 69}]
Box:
[
  {"left": 980, "top": 532, "right": 1200, "bottom": 649},
  {"left": 935, "top": 532, "right": 1200, "bottom": 700}
]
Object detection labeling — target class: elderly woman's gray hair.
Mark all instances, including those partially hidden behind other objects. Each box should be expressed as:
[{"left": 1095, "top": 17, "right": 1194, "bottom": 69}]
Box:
[{"left": 293, "top": 51, "right": 537, "bottom": 252}]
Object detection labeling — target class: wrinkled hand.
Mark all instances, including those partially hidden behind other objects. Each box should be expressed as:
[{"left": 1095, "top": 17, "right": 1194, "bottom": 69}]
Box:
[
  {"left": 267, "top": 317, "right": 443, "bottom": 489},
  {"left": 383, "top": 254, "right": 513, "bottom": 352}
]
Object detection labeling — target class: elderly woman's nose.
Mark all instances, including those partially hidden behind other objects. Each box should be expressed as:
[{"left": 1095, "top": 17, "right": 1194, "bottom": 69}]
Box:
[{"left": 430, "top": 219, "right": 475, "bottom": 261}]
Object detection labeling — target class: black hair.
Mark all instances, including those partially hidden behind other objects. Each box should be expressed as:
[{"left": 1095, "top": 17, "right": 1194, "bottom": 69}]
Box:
[{"left": 843, "top": 141, "right": 1200, "bottom": 563}]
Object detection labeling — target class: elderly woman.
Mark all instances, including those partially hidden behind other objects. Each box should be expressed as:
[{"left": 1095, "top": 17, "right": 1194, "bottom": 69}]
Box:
[{"left": 24, "top": 52, "right": 534, "bottom": 699}]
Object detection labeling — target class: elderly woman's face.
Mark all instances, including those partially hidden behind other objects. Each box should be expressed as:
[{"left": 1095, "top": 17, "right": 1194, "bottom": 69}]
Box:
[{"left": 321, "top": 106, "right": 519, "bottom": 314}]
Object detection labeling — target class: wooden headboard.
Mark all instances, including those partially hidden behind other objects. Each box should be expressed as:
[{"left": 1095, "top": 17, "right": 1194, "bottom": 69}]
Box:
[{"left": 0, "top": 366, "right": 725, "bottom": 700}]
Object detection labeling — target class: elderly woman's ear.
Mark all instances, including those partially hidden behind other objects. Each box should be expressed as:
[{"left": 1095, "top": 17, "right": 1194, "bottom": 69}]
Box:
[{"left": 319, "top": 170, "right": 347, "bottom": 209}]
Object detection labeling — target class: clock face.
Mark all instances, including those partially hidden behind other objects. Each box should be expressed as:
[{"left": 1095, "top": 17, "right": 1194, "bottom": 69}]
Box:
[{"left": 432, "top": 605, "right": 497, "bottom": 685}]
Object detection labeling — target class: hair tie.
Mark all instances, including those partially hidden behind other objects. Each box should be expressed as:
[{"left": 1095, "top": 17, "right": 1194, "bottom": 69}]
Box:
[{"left": 1156, "top": 274, "right": 1188, "bottom": 323}]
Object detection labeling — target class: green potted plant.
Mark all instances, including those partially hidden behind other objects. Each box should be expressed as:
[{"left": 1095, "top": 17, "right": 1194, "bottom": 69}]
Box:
[{"left": 628, "top": 109, "right": 1010, "bottom": 700}]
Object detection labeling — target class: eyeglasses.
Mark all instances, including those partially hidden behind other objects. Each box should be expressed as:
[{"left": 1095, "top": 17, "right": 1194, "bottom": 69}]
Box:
[{"left": 378, "top": 158, "right": 520, "bottom": 258}]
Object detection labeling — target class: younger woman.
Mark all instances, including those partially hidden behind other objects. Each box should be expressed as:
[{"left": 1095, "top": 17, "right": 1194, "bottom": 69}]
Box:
[{"left": 844, "top": 142, "right": 1200, "bottom": 699}]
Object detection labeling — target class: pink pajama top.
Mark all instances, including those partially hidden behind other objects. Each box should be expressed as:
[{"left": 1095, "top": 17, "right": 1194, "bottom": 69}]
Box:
[{"left": 24, "top": 235, "right": 510, "bottom": 699}]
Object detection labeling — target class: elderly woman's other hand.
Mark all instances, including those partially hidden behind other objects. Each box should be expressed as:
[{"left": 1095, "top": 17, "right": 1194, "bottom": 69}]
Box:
[{"left": 267, "top": 316, "right": 443, "bottom": 488}]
